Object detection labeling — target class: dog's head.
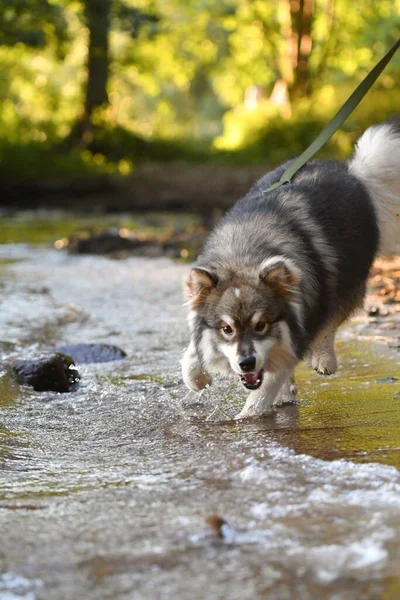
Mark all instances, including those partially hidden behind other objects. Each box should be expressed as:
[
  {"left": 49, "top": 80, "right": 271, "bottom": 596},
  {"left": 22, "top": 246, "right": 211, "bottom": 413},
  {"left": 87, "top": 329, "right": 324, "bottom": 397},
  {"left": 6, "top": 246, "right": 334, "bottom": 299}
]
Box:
[{"left": 184, "top": 257, "right": 301, "bottom": 390}]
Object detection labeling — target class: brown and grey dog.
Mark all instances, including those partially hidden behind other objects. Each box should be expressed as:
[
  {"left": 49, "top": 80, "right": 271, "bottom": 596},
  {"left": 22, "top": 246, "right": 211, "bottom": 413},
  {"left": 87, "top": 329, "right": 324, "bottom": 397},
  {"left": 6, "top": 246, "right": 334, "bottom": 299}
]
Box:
[{"left": 181, "top": 118, "right": 400, "bottom": 419}]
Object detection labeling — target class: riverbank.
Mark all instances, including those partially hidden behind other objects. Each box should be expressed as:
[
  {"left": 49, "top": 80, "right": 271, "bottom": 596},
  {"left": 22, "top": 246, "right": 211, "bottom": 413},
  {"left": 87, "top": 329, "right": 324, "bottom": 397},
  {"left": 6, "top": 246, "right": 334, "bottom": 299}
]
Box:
[{"left": 0, "top": 162, "right": 268, "bottom": 216}]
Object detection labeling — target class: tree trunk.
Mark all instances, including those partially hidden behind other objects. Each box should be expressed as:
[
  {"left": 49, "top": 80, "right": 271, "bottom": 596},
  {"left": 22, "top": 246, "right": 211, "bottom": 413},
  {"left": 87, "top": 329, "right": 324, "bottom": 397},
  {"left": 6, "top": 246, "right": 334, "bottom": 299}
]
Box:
[
  {"left": 84, "top": 0, "right": 111, "bottom": 120},
  {"left": 288, "top": 0, "right": 314, "bottom": 99},
  {"left": 63, "top": 0, "right": 111, "bottom": 148}
]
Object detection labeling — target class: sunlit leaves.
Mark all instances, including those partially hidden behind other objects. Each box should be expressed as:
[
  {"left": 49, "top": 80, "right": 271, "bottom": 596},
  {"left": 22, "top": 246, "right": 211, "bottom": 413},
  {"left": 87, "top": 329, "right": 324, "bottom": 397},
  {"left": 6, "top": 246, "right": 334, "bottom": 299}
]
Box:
[
  {"left": 0, "top": 0, "right": 398, "bottom": 158},
  {"left": 0, "top": 0, "right": 68, "bottom": 47}
]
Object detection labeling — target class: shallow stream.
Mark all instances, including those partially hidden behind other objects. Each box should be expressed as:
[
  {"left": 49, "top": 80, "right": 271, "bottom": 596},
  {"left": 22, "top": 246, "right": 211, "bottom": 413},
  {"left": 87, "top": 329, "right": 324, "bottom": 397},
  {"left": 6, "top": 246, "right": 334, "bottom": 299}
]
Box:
[{"left": 1, "top": 216, "right": 400, "bottom": 600}]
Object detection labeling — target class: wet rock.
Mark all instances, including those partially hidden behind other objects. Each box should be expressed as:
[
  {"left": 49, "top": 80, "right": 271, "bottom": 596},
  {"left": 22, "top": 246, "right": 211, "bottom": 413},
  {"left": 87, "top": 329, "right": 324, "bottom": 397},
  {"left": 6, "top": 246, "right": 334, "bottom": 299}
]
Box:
[
  {"left": 56, "top": 343, "right": 126, "bottom": 364},
  {"left": 11, "top": 352, "right": 80, "bottom": 393},
  {"left": 68, "top": 230, "right": 156, "bottom": 255},
  {"left": 63, "top": 226, "right": 206, "bottom": 260}
]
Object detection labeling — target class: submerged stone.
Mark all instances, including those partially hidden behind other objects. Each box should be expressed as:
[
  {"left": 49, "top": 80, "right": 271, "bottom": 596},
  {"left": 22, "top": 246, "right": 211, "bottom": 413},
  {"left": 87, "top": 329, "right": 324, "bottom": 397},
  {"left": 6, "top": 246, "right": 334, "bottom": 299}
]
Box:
[
  {"left": 68, "top": 230, "right": 155, "bottom": 255},
  {"left": 56, "top": 343, "right": 127, "bottom": 364},
  {"left": 11, "top": 352, "right": 80, "bottom": 393}
]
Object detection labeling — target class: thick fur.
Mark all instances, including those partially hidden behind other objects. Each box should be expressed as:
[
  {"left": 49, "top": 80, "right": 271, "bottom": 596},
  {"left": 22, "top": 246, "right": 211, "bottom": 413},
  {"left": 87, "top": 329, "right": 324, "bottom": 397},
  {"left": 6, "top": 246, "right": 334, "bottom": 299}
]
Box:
[{"left": 181, "top": 118, "right": 400, "bottom": 418}]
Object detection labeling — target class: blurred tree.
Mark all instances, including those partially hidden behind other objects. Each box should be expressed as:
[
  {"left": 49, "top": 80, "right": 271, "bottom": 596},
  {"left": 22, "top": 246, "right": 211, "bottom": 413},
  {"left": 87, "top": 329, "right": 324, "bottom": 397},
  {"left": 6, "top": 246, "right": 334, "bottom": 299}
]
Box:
[
  {"left": 221, "top": 0, "right": 399, "bottom": 106},
  {"left": 84, "top": 0, "right": 111, "bottom": 126},
  {"left": 288, "top": 0, "right": 314, "bottom": 98},
  {"left": 67, "top": 0, "right": 159, "bottom": 146},
  {"left": 66, "top": 0, "right": 111, "bottom": 145}
]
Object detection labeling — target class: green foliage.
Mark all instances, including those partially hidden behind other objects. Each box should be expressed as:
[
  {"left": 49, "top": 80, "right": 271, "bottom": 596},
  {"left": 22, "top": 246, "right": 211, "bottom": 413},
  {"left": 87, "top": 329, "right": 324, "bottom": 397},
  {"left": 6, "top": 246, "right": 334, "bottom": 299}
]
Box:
[
  {"left": 0, "top": 0, "right": 398, "bottom": 181},
  {"left": 86, "top": 123, "right": 211, "bottom": 162},
  {"left": 215, "top": 84, "right": 400, "bottom": 164},
  {"left": 0, "top": 140, "right": 117, "bottom": 182},
  {"left": 0, "top": 0, "right": 68, "bottom": 48},
  {"left": 0, "top": 131, "right": 210, "bottom": 183},
  {"left": 111, "top": 0, "right": 159, "bottom": 38}
]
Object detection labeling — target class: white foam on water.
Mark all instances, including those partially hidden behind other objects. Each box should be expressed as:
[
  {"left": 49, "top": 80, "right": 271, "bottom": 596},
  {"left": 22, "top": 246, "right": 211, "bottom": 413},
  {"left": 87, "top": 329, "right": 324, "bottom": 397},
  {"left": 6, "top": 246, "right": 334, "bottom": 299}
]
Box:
[
  {"left": 232, "top": 443, "right": 400, "bottom": 584},
  {"left": 290, "top": 537, "right": 389, "bottom": 584},
  {"left": 0, "top": 573, "right": 42, "bottom": 600}
]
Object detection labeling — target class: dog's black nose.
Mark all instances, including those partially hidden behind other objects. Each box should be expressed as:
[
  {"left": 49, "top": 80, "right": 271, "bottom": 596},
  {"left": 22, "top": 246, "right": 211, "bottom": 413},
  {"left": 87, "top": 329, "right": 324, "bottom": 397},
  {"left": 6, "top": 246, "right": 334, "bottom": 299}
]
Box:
[{"left": 238, "top": 356, "right": 256, "bottom": 372}]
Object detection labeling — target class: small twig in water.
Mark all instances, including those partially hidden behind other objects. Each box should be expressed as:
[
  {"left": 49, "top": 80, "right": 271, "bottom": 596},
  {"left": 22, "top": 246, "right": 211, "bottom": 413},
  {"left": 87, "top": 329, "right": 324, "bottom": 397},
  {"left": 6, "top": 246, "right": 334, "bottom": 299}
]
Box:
[{"left": 206, "top": 515, "right": 228, "bottom": 539}]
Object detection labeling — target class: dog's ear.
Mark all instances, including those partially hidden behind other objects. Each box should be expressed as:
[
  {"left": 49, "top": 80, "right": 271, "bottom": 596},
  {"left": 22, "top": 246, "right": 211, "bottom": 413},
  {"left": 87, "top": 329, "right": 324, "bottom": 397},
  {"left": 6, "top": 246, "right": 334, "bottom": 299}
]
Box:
[
  {"left": 259, "top": 258, "right": 299, "bottom": 296},
  {"left": 184, "top": 267, "right": 218, "bottom": 306}
]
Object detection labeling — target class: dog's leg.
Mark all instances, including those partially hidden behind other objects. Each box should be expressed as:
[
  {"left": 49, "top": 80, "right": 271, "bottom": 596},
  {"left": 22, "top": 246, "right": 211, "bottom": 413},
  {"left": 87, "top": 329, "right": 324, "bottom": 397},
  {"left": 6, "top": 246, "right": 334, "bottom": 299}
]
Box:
[
  {"left": 181, "top": 339, "right": 212, "bottom": 391},
  {"left": 274, "top": 373, "right": 297, "bottom": 407},
  {"left": 310, "top": 325, "right": 338, "bottom": 375},
  {"left": 234, "top": 363, "right": 297, "bottom": 419}
]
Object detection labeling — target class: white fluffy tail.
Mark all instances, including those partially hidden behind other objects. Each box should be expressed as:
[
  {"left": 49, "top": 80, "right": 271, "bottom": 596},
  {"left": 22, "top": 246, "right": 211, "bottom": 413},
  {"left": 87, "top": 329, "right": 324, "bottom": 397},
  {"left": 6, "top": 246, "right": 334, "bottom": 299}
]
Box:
[{"left": 349, "top": 118, "right": 400, "bottom": 256}]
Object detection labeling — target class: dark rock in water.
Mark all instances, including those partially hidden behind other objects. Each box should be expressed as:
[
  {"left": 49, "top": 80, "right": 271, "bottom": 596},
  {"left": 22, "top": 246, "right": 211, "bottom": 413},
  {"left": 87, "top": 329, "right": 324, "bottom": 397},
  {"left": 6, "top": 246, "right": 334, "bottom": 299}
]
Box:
[
  {"left": 64, "top": 227, "right": 206, "bottom": 260},
  {"left": 11, "top": 352, "right": 80, "bottom": 393},
  {"left": 68, "top": 230, "right": 156, "bottom": 255},
  {"left": 56, "top": 343, "right": 127, "bottom": 364}
]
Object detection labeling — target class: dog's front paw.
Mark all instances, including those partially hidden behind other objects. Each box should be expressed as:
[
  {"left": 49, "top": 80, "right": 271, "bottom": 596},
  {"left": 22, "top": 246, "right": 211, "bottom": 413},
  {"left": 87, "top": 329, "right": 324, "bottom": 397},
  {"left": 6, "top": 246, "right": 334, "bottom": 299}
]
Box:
[
  {"left": 234, "top": 403, "right": 273, "bottom": 420},
  {"left": 184, "top": 369, "right": 212, "bottom": 391},
  {"left": 274, "top": 388, "right": 297, "bottom": 406},
  {"left": 311, "top": 351, "right": 338, "bottom": 376},
  {"left": 181, "top": 342, "right": 212, "bottom": 391},
  {"left": 273, "top": 377, "right": 297, "bottom": 406},
  {"left": 234, "top": 409, "right": 251, "bottom": 420}
]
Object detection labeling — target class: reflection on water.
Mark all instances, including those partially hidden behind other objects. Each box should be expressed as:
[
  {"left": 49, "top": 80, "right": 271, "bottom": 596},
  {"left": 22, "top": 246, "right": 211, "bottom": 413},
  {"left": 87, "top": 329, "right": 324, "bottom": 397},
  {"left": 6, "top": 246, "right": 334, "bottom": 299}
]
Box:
[
  {"left": 0, "top": 368, "right": 20, "bottom": 408},
  {"left": 263, "top": 341, "right": 400, "bottom": 467},
  {"left": 0, "top": 242, "right": 399, "bottom": 600}
]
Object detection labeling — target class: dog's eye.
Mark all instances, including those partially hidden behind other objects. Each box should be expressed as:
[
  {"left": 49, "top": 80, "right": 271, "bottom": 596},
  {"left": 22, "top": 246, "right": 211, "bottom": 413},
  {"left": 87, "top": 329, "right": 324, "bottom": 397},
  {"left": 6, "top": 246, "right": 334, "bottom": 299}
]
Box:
[
  {"left": 222, "top": 325, "right": 234, "bottom": 335},
  {"left": 254, "top": 321, "right": 268, "bottom": 334}
]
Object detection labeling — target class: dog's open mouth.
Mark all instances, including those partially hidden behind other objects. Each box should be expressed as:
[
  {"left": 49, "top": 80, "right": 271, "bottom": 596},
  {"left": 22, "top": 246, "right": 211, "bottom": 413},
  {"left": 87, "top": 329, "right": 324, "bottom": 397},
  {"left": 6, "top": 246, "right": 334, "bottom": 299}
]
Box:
[{"left": 240, "top": 370, "right": 263, "bottom": 390}]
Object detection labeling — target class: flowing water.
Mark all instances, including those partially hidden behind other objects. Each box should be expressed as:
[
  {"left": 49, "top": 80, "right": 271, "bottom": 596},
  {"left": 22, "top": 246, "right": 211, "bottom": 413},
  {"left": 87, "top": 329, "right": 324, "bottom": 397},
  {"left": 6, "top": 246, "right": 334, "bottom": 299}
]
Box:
[{"left": 1, "top": 218, "right": 400, "bottom": 600}]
